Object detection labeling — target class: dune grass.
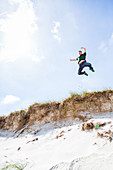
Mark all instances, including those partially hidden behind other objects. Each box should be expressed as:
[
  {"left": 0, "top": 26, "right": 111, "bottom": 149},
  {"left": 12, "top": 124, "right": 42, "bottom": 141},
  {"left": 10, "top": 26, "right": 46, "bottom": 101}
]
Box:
[{"left": 1, "top": 162, "right": 27, "bottom": 170}]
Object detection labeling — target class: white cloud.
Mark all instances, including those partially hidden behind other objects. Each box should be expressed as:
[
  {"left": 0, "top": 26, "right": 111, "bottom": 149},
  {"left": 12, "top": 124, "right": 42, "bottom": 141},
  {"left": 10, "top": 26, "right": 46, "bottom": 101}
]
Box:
[
  {"left": 0, "top": 42, "right": 3, "bottom": 47},
  {"left": 0, "top": 12, "right": 8, "bottom": 17},
  {"left": 99, "top": 42, "right": 107, "bottom": 53},
  {"left": 99, "top": 32, "right": 113, "bottom": 53},
  {"left": 32, "top": 55, "right": 45, "bottom": 62},
  {"left": 53, "top": 35, "right": 61, "bottom": 42},
  {"left": 51, "top": 21, "right": 60, "bottom": 34},
  {"left": 51, "top": 21, "right": 61, "bottom": 42},
  {"left": 1, "top": 95, "right": 20, "bottom": 104},
  {"left": 0, "top": 0, "right": 38, "bottom": 62},
  {"left": 109, "top": 33, "right": 113, "bottom": 46}
]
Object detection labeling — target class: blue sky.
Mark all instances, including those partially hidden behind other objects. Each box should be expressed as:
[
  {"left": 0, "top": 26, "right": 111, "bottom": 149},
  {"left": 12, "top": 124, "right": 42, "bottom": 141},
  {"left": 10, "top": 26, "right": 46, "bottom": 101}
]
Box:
[{"left": 0, "top": 0, "right": 113, "bottom": 115}]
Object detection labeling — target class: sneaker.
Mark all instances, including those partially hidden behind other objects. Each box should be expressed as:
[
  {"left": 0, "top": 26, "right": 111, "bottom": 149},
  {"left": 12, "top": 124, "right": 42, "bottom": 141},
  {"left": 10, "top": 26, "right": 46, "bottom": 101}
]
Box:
[
  {"left": 90, "top": 68, "right": 95, "bottom": 72},
  {"left": 84, "top": 72, "right": 88, "bottom": 76}
]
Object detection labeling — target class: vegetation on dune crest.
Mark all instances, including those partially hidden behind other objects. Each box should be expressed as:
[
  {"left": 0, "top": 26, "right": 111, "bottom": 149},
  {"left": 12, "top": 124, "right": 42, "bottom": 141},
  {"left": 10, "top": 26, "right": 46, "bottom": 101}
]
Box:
[{"left": 0, "top": 89, "right": 113, "bottom": 132}]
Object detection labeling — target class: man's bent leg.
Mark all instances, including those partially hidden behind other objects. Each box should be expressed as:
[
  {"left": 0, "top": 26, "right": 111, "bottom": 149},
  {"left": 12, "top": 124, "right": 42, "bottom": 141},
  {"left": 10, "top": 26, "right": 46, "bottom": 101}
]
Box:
[
  {"left": 78, "top": 64, "right": 86, "bottom": 75},
  {"left": 83, "top": 62, "right": 93, "bottom": 70}
]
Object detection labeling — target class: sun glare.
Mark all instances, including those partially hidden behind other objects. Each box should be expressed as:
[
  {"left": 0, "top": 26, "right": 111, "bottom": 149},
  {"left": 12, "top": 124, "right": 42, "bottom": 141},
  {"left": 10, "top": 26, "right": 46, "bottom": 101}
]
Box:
[{"left": 0, "top": 0, "right": 38, "bottom": 62}]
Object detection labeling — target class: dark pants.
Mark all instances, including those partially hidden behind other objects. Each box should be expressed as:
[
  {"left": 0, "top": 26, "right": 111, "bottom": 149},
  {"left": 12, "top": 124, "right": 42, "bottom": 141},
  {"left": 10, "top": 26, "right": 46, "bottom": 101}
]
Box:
[{"left": 78, "top": 61, "right": 93, "bottom": 75}]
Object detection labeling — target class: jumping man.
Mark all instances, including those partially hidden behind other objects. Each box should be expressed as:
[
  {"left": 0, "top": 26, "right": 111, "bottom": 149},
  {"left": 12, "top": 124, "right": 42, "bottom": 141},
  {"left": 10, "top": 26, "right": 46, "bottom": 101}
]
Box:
[{"left": 70, "top": 47, "right": 95, "bottom": 76}]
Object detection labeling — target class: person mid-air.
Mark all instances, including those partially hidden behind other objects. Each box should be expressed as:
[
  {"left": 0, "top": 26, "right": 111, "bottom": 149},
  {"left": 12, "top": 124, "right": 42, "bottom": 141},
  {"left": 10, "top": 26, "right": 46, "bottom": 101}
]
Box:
[{"left": 70, "top": 47, "right": 95, "bottom": 76}]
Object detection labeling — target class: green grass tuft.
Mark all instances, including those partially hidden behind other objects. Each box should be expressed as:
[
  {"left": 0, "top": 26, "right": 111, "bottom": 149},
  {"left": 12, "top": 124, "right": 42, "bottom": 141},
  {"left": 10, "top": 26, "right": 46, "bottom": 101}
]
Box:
[{"left": 2, "top": 162, "right": 27, "bottom": 170}]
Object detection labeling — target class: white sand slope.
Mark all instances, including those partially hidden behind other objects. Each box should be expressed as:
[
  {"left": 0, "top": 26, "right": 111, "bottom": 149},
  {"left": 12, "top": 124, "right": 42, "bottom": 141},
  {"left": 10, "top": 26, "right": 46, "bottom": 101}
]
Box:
[
  {"left": 50, "top": 152, "right": 113, "bottom": 170},
  {"left": 0, "top": 113, "right": 113, "bottom": 170}
]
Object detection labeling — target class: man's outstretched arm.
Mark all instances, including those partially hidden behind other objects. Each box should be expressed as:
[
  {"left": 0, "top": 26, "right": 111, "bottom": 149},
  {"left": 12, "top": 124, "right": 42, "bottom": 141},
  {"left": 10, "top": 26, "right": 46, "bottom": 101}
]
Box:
[
  {"left": 81, "top": 47, "right": 86, "bottom": 53},
  {"left": 70, "top": 58, "right": 77, "bottom": 61}
]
